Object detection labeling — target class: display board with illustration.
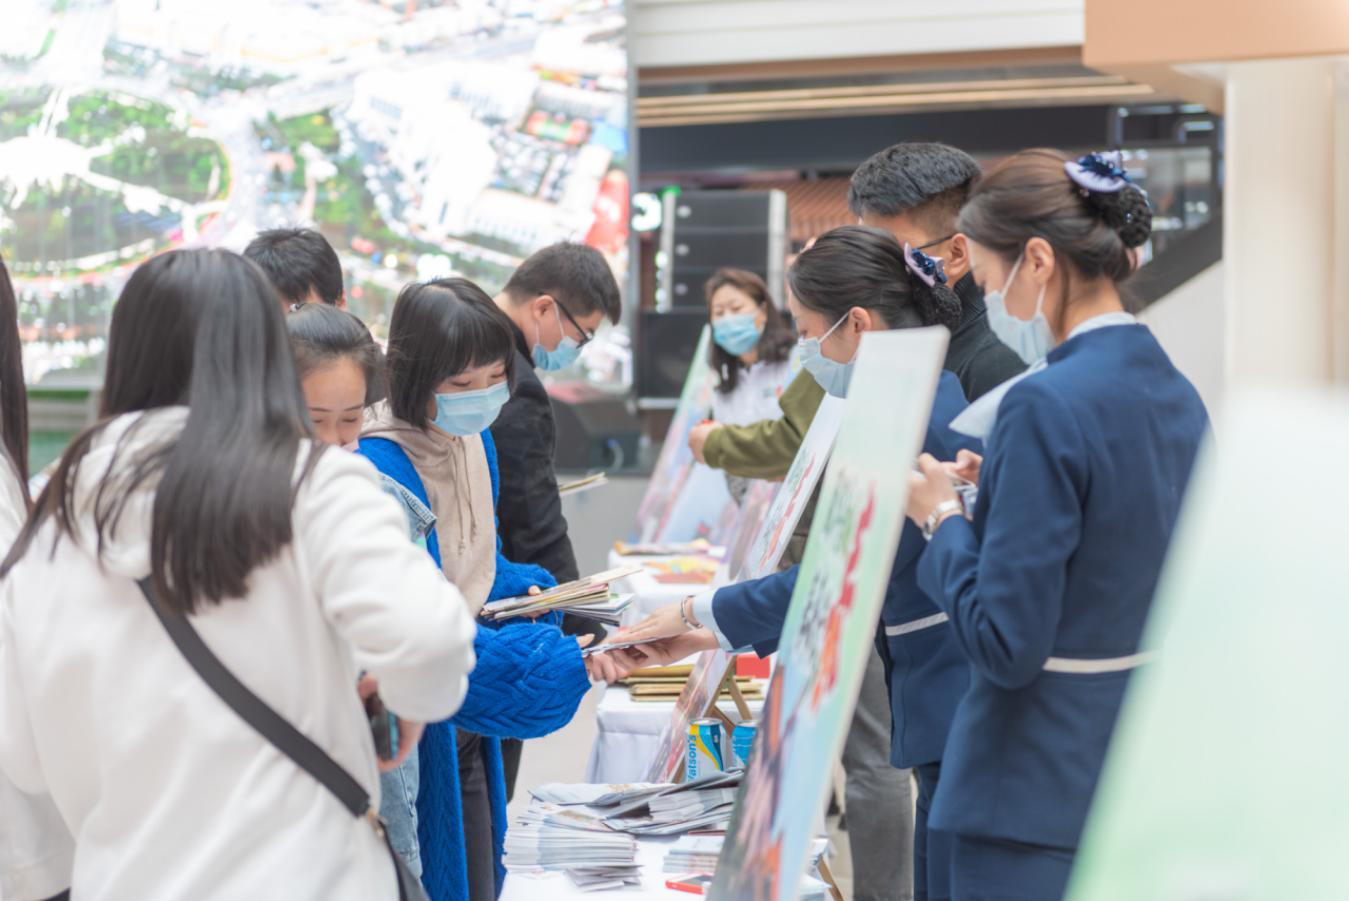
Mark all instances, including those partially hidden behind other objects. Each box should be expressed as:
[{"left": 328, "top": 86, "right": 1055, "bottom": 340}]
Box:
[
  {"left": 733, "top": 394, "right": 845, "bottom": 582},
  {"left": 1067, "top": 390, "right": 1349, "bottom": 900},
  {"left": 632, "top": 326, "right": 732, "bottom": 543},
  {"left": 721, "top": 479, "right": 782, "bottom": 582},
  {"left": 709, "top": 328, "right": 948, "bottom": 901}
]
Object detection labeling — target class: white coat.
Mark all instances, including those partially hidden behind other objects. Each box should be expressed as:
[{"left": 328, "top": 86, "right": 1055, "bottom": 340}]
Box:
[
  {"left": 0, "top": 451, "right": 75, "bottom": 901},
  {"left": 0, "top": 408, "right": 477, "bottom": 900}
]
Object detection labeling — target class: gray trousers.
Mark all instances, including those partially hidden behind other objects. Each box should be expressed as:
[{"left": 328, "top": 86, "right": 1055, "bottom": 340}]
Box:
[{"left": 841, "top": 646, "right": 915, "bottom": 901}]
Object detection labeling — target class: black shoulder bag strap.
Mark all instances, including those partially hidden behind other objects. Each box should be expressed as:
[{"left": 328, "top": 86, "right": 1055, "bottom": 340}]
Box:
[{"left": 136, "top": 579, "right": 429, "bottom": 901}]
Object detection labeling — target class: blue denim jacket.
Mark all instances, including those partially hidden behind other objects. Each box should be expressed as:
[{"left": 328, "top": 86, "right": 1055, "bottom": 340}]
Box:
[{"left": 376, "top": 473, "right": 436, "bottom": 877}]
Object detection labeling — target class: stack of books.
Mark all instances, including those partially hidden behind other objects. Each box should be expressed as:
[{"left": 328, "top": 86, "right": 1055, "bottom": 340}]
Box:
[
  {"left": 480, "top": 566, "right": 642, "bottom": 623},
  {"left": 618, "top": 664, "right": 764, "bottom": 702}
]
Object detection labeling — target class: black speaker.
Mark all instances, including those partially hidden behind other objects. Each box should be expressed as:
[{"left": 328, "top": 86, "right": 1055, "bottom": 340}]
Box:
[
  {"left": 548, "top": 382, "right": 642, "bottom": 473},
  {"left": 635, "top": 308, "right": 707, "bottom": 405},
  {"left": 669, "top": 264, "right": 765, "bottom": 308},
  {"left": 672, "top": 231, "right": 777, "bottom": 272},
  {"left": 659, "top": 189, "right": 788, "bottom": 312},
  {"left": 666, "top": 191, "right": 779, "bottom": 229}
]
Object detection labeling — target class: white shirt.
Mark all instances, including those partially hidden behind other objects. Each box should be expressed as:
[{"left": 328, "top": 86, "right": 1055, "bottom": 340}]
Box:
[
  {"left": 0, "top": 409, "right": 477, "bottom": 900},
  {"left": 710, "top": 359, "right": 793, "bottom": 426},
  {"left": 951, "top": 312, "right": 1138, "bottom": 441},
  {"left": 0, "top": 454, "right": 76, "bottom": 901}
]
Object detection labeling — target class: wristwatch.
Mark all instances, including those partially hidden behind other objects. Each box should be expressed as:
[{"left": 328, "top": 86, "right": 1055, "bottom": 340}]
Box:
[{"left": 922, "top": 499, "right": 964, "bottom": 542}]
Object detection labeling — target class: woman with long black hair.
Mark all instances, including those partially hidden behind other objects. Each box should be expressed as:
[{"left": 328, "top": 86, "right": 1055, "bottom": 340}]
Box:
[
  {"left": 0, "top": 249, "right": 477, "bottom": 899},
  {"left": 0, "top": 255, "right": 76, "bottom": 901}
]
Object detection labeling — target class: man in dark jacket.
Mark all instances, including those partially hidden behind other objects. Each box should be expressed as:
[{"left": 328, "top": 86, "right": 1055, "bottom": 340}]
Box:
[
  {"left": 849, "top": 141, "right": 1025, "bottom": 400},
  {"left": 491, "top": 242, "right": 622, "bottom": 799}
]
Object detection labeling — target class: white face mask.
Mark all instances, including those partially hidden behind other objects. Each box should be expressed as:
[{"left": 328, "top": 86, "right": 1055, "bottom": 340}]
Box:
[
  {"left": 798, "top": 314, "right": 856, "bottom": 398},
  {"left": 982, "top": 251, "right": 1053, "bottom": 365}
]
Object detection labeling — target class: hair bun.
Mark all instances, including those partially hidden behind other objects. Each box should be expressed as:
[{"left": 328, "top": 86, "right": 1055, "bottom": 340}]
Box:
[
  {"left": 1083, "top": 185, "right": 1152, "bottom": 249},
  {"left": 909, "top": 279, "right": 962, "bottom": 332}
]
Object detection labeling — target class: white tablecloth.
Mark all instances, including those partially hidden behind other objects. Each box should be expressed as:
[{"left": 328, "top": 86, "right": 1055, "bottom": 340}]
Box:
[
  {"left": 500, "top": 835, "right": 683, "bottom": 900},
  {"left": 585, "top": 682, "right": 764, "bottom": 784},
  {"left": 608, "top": 550, "right": 730, "bottom": 620}
]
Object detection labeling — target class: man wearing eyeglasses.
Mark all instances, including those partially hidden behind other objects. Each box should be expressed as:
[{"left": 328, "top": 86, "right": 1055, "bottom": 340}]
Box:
[{"left": 491, "top": 242, "right": 622, "bottom": 799}]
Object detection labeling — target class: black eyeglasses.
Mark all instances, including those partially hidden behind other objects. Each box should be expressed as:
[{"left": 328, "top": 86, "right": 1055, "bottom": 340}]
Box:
[
  {"left": 916, "top": 233, "right": 955, "bottom": 251},
  {"left": 555, "top": 301, "right": 594, "bottom": 348}
]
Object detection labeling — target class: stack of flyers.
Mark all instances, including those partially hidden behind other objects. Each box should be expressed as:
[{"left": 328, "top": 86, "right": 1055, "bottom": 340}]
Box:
[
  {"left": 530, "top": 782, "right": 659, "bottom": 806},
  {"left": 591, "top": 769, "right": 743, "bottom": 818},
  {"left": 566, "top": 865, "right": 643, "bottom": 892},
  {"left": 647, "top": 788, "right": 738, "bottom": 820},
  {"left": 481, "top": 566, "right": 643, "bottom": 621},
  {"left": 663, "top": 835, "right": 725, "bottom": 874},
  {"left": 503, "top": 824, "right": 636, "bottom": 870},
  {"left": 513, "top": 803, "right": 614, "bottom": 833},
  {"left": 606, "top": 806, "right": 734, "bottom": 837}
]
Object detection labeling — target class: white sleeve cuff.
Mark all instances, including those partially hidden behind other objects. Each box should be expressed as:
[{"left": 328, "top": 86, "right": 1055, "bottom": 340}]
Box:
[{"left": 692, "top": 590, "right": 737, "bottom": 652}]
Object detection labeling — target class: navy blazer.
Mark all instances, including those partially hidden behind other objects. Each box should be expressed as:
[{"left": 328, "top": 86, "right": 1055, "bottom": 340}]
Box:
[
  {"left": 918, "top": 324, "right": 1209, "bottom": 849},
  {"left": 710, "top": 370, "right": 977, "bottom": 767}
]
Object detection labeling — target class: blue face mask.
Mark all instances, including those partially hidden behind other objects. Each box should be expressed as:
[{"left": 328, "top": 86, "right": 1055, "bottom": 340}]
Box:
[
  {"left": 532, "top": 304, "right": 581, "bottom": 372},
  {"left": 711, "top": 313, "right": 763, "bottom": 356},
  {"left": 984, "top": 252, "right": 1053, "bottom": 365},
  {"left": 432, "top": 381, "right": 510, "bottom": 436},
  {"left": 799, "top": 314, "right": 856, "bottom": 398}
]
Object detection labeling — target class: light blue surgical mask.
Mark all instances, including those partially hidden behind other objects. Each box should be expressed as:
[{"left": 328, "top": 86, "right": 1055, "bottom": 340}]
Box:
[
  {"left": 984, "top": 252, "right": 1053, "bottom": 365},
  {"left": 532, "top": 304, "right": 581, "bottom": 371},
  {"left": 432, "top": 381, "right": 510, "bottom": 436},
  {"left": 799, "top": 314, "right": 855, "bottom": 398},
  {"left": 712, "top": 313, "right": 763, "bottom": 356}
]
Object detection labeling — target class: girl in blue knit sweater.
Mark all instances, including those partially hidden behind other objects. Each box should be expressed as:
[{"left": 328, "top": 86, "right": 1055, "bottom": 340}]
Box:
[{"left": 289, "top": 286, "right": 613, "bottom": 900}]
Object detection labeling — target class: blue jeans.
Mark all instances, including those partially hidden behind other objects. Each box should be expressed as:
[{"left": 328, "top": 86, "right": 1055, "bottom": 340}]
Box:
[{"left": 379, "top": 752, "right": 422, "bottom": 878}]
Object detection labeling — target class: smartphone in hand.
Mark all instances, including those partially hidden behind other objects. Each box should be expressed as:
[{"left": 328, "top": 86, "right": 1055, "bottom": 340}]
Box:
[{"left": 366, "top": 693, "right": 395, "bottom": 761}]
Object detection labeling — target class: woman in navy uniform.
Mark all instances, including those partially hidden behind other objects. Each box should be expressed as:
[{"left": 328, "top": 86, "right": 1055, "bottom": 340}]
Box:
[
  {"left": 905, "top": 149, "right": 1210, "bottom": 899},
  {"left": 609, "top": 224, "right": 979, "bottom": 901}
]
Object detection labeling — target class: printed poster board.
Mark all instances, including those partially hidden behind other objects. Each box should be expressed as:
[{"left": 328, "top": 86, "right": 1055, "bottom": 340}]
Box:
[
  {"left": 645, "top": 394, "right": 845, "bottom": 783},
  {"left": 734, "top": 395, "right": 845, "bottom": 582},
  {"left": 710, "top": 328, "right": 948, "bottom": 900},
  {"left": 633, "top": 326, "right": 734, "bottom": 543},
  {"left": 721, "top": 479, "right": 781, "bottom": 583},
  {"left": 1067, "top": 389, "right": 1349, "bottom": 899},
  {"left": 633, "top": 330, "right": 798, "bottom": 545}
]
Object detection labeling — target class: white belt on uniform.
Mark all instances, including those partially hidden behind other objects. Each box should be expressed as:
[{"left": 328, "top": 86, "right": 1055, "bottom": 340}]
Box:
[
  {"left": 884, "top": 612, "right": 949, "bottom": 637},
  {"left": 1042, "top": 651, "right": 1155, "bottom": 674},
  {"left": 882, "top": 613, "right": 1155, "bottom": 675}
]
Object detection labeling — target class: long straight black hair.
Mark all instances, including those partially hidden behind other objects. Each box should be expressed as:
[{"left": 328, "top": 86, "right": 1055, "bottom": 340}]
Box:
[
  {"left": 2, "top": 249, "right": 323, "bottom": 614},
  {"left": 0, "top": 256, "right": 30, "bottom": 505}
]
